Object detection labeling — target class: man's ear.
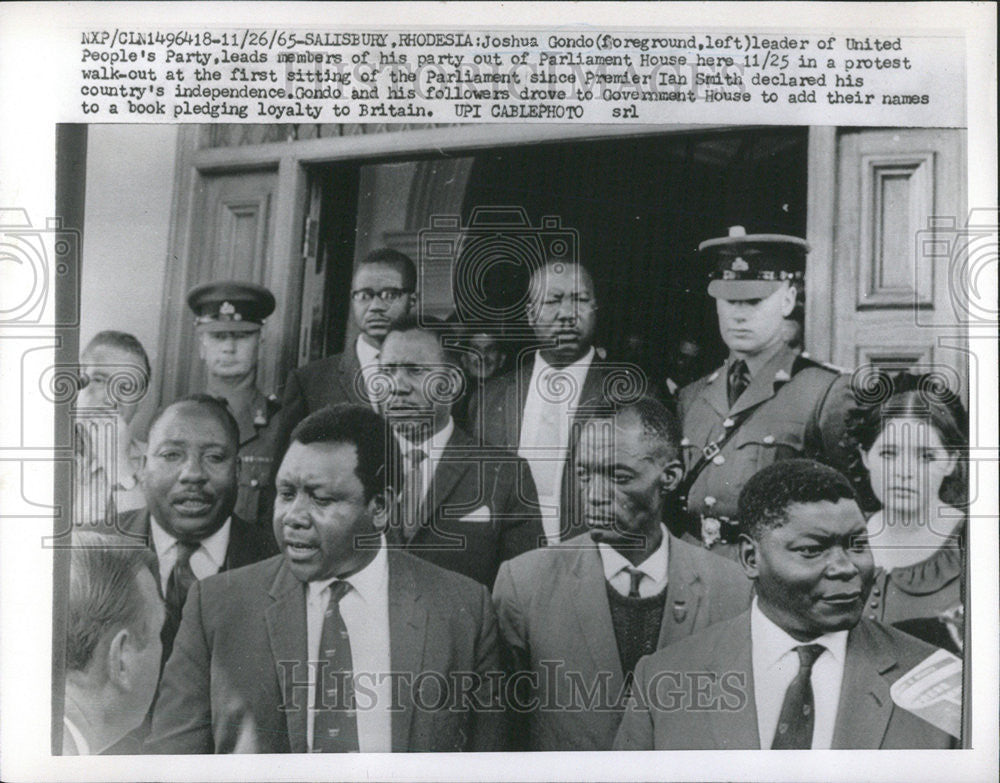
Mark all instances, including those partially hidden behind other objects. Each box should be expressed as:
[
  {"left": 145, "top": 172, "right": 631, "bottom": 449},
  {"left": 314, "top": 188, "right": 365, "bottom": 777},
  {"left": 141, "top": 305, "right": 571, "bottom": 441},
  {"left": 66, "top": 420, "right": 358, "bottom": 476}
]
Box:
[
  {"left": 370, "top": 489, "right": 393, "bottom": 530},
  {"left": 660, "top": 458, "right": 684, "bottom": 494},
  {"left": 197, "top": 333, "right": 208, "bottom": 361},
  {"left": 105, "top": 627, "right": 131, "bottom": 689},
  {"left": 738, "top": 532, "right": 760, "bottom": 580},
  {"left": 780, "top": 284, "right": 796, "bottom": 318}
]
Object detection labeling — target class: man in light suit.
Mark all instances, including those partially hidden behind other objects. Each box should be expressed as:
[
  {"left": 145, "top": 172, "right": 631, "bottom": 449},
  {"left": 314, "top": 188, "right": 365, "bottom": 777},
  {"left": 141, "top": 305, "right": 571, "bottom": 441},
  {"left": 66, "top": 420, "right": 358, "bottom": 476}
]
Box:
[
  {"left": 274, "top": 248, "right": 418, "bottom": 456},
  {"left": 379, "top": 322, "right": 543, "bottom": 587},
  {"left": 614, "top": 459, "right": 956, "bottom": 750},
  {"left": 471, "top": 260, "right": 642, "bottom": 543},
  {"left": 493, "top": 397, "right": 750, "bottom": 750},
  {"left": 147, "top": 404, "right": 502, "bottom": 753}
]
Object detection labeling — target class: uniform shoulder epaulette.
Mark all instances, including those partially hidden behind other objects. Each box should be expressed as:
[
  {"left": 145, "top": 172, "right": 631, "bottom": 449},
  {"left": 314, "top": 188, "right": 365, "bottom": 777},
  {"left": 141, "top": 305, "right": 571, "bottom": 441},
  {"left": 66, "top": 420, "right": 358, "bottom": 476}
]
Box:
[{"left": 793, "top": 351, "right": 848, "bottom": 375}]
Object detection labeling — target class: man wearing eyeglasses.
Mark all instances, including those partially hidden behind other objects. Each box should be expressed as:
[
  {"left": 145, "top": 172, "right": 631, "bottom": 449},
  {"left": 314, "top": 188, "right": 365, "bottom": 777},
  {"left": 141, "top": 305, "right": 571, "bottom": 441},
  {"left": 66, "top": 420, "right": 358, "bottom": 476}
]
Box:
[{"left": 274, "top": 248, "right": 418, "bottom": 466}]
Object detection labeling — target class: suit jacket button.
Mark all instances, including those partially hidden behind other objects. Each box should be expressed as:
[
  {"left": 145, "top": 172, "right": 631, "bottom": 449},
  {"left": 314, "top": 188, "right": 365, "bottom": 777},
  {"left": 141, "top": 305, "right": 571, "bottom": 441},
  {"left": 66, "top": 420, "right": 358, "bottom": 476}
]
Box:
[{"left": 250, "top": 479, "right": 259, "bottom": 488}]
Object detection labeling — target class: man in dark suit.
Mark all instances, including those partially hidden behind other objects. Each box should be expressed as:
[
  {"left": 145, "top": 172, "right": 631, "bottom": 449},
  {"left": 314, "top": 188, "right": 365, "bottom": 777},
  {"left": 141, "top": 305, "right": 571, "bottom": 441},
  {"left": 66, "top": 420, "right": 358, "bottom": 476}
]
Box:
[
  {"left": 493, "top": 397, "right": 750, "bottom": 750},
  {"left": 147, "top": 404, "right": 502, "bottom": 753},
  {"left": 379, "top": 322, "right": 543, "bottom": 587},
  {"left": 121, "top": 395, "right": 277, "bottom": 659},
  {"left": 471, "top": 260, "right": 642, "bottom": 543},
  {"left": 614, "top": 459, "right": 957, "bottom": 750},
  {"left": 274, "top": 248, "right": 418, "bottom": 457}
]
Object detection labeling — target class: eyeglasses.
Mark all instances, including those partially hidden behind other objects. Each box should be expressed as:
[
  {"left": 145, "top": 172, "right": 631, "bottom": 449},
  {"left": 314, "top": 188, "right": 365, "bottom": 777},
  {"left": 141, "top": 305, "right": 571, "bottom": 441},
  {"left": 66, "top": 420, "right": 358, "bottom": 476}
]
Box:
[{"left": 351, "top": 287, "right": 413, "bottom": 304}]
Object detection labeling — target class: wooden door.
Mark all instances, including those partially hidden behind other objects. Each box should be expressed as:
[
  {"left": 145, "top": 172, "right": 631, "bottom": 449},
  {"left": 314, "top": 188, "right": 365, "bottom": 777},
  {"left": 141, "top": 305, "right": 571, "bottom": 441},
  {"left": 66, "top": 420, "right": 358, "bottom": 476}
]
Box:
[
  {"left": 830, "top": 128, "right": 967, "bottom": 398},
  {"left": 172, "top": 169, "right": 278, "bottom": 399}
]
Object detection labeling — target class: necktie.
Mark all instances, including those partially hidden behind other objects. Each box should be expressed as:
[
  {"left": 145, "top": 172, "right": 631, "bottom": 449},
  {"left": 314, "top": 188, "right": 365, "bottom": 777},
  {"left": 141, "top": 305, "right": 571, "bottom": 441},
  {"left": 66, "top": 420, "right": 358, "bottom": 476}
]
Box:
[
  {"left": 727, "top": 360, "right": 750, "bottom": 408},
  {"left": 625, "top": 567, "right": 644, "bottom": 598},
  {"left": 165, "top": 540, "right": 199, "bottom": 620},
  {"left": 162, "top": 540, "right": 199, "bottom": 657},
  {"left": 312, "top": 580, "right": 359, "bottom": 753},
  {"left": 400, "top": 448, "right": 428, "bottom": 542},
  {"left": 771, "top": 643, "right": 825, "bottom": 749}
]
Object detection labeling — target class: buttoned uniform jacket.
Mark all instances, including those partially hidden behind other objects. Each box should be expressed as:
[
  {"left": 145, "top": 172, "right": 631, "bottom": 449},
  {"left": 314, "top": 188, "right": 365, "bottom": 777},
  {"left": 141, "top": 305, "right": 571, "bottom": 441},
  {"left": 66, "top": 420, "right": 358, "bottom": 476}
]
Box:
[
  {"left": 469, "top": 354, "right": 643, "bottom": 542},
  {"left": 387, "top": 426, "right": 545, "bottom": 588},
  {"left": 145, "top": 550, "right": 503, "bottom": 753},
  {"left": 492, "top": 532, "right": 752, "bottom": 750},
  {"left": 677, "top": 345, "right": 855, "bottom": 538},
  {"left": 228, "top": 386, "right": 282, "bottom": 526},
  {"left": 613, "top": 611, "right": 957, "bottom": 750}
]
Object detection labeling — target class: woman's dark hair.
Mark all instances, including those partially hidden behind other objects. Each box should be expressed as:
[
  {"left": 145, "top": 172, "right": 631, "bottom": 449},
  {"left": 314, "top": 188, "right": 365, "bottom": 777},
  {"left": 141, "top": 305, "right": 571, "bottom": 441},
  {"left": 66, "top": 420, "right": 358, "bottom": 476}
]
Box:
[{"left": 848, "top": 371, "right": 968, "bottom": 510}]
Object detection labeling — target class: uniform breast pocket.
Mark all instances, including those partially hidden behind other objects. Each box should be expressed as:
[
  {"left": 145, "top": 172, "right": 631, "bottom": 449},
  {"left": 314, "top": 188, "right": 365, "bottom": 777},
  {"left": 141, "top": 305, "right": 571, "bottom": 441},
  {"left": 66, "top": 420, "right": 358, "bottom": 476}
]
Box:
[{"left": 734, "top": 422, "right": 807, "bottom": 484}]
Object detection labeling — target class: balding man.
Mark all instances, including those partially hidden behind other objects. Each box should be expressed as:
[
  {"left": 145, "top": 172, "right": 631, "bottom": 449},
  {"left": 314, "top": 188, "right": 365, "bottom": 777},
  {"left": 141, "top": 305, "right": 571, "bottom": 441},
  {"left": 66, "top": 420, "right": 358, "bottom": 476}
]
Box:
[
  {"left": 60, "top": 532, "right": 165, "bottom": 754},
  {"left": 379, "top": 321, "right": 543, "bottom": 587},
  {"left": 471, "top": 260, "right": 641, "bottom": 543}
]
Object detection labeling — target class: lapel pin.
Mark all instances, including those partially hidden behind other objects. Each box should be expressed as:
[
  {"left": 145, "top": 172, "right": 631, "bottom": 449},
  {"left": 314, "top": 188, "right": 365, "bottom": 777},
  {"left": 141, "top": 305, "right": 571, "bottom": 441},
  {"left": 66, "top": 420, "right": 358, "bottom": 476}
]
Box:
[
  {"left": 672, "top": 600, "right": 688, "bottom": 623},
  {"left": 708, "top": 371, "right": 719, "bottom": 382},
  {"left": 774, "top": 369, "right": 791, "bottom": 383},
  {"left": 254, "top": 409, "right": 267, "bottom": 426},
  {"left": 722, "top": 417, "right": 735, "bottom": 428}
]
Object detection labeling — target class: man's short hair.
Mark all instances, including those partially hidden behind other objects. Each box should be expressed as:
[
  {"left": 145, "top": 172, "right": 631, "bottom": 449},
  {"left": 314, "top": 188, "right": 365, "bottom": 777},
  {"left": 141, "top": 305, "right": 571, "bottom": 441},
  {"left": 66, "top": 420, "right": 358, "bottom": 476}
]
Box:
[
  {"left": 146, "top": 394, "right": 240, "bottom": 449},
  {"left": 288, "top": 403, "right": 402, "bottom": 502},
  {"left": 358, "top": 247, "right": 417, "bottom": 291},
  {"left": 528, "top": 259, "right": 595, "bottom": 300},
  {"left": 82, "top": 331, "right": 151, "bottom": 376},
  {"left": 578, "top": 395, "right": 682, "bottom": 462},
  {"left": 739, "top": 459, "right": 859, "bottom": 539},
  {"left": 65, "top": 533, "right": 160, "bottom": 672}
]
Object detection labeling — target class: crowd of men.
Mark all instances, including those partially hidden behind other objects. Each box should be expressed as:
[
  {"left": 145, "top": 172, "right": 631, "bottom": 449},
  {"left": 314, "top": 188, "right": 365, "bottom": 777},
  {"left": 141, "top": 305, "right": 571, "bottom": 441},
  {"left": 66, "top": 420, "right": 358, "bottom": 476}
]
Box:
[{"left": 64, "top": 226, "right": 958, "bottom": 754}]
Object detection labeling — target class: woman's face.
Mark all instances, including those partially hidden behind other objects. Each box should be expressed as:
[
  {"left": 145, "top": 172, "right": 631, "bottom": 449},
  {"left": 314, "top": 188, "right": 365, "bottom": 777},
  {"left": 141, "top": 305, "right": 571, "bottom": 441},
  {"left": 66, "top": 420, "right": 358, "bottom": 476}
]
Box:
[{"left": 862, "top": 417, "right": 958, "bottom": 514}]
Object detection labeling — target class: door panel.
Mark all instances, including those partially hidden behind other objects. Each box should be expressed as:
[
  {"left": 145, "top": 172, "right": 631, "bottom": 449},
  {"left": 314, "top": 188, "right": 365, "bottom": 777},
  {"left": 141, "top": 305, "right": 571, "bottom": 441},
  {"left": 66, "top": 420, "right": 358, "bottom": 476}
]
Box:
[
  {"left": 181, "top": 170, "right": 278, "bottom": 395},
  {"left": 832, "top": 128, "right": 967, "bottom": 397}
]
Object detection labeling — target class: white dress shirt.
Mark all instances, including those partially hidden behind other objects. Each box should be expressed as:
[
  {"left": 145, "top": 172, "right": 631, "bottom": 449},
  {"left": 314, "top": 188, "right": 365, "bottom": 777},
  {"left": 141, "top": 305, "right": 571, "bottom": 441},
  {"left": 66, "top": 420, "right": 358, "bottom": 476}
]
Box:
[
  {"left": 597, "top": 524, "right": 670, "bottom": 597},
  {"left": 518, "top": 347, "right": 595, "bottom": 541},
  {"left": 149, "top": 517, "right": 231, "bottom": 594},
  {"left": 306, "top": 539, "right": 392, "bottom": 753},
  {"left": 394, "top": 417, "right": 455, "bottom": 512},
  {"left": 750, "top": 598, "right": 848, "bottom": 749},
  {"left": 356, "top": 335, "right": 382, "bottom": 411}
]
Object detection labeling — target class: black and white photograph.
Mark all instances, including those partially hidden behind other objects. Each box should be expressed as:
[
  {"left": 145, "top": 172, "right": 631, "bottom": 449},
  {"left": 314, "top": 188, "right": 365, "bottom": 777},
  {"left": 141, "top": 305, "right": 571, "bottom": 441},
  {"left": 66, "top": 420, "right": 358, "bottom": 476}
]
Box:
[{"left": 0, "top": 3, "right": 996, "bottom": 782}]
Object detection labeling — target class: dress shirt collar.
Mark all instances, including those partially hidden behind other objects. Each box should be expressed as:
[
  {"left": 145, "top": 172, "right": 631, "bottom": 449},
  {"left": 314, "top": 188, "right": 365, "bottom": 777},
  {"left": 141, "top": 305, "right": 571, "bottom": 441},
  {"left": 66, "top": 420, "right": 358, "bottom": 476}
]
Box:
[
  {"left": 395, "top": 417, "right": 454, "bottom": 457},
  {"left": 532, "top": 345, "right": 596, "bottom": 381},
  {"left": 356, "top": 334, "right": 381, "bottom": 366},
  {"left": 750, "top": 597, "right": 848, "bottom": 670},
  {"left": 306, "top": 535, "right": 389, "bottom": 606},
  {"left": 598, "top": 524, "right": 670, "bottom": 583},
  {"left": 149, "top": 515, "right": 232, "bottom": 570}
]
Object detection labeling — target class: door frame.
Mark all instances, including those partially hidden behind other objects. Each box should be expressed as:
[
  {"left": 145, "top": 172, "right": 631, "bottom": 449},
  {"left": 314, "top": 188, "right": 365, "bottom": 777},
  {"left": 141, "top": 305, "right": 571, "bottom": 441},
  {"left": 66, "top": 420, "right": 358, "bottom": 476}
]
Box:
[{"left": 158, "top": 123, "right": 832, "bottom": 407}]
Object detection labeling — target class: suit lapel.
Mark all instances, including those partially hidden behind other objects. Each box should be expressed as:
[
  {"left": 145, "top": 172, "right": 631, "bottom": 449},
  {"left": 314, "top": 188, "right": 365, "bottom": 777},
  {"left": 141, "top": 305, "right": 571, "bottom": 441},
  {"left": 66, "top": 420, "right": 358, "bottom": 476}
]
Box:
[
  {"left": 570, "top": 544, "right": 624, "bottom": 697},
  {"left": 337, "top": 349, "right": 365, "bottom": 406},
  {"left": 659, "top": 537, "right": 705, "bottom": 648},
  {"left": 831, "top": 622, "right": 895, "bottom": 749},
  {"left": 417, "top": 435, "right": 473, "bottom": 533},
  {"left": 387, "top": 551, "right": 428, "bottom": 752},
  {"left": 264, "top": 562, "right": 309, "bottom": 753},
  {"left": 707, "top": 613, "right": 760, "bottom": 749}
]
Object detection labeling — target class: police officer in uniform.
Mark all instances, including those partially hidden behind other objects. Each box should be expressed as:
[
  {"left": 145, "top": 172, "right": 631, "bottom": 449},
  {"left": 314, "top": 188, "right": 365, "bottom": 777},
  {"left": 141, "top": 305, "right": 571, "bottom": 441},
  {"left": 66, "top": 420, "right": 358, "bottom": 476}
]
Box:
[
  {"left": 677, "top": 226, "right": 855, "bottom": 552},
  {"left": 186, "top": 281, "right": 282, "bottom": 527}
]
